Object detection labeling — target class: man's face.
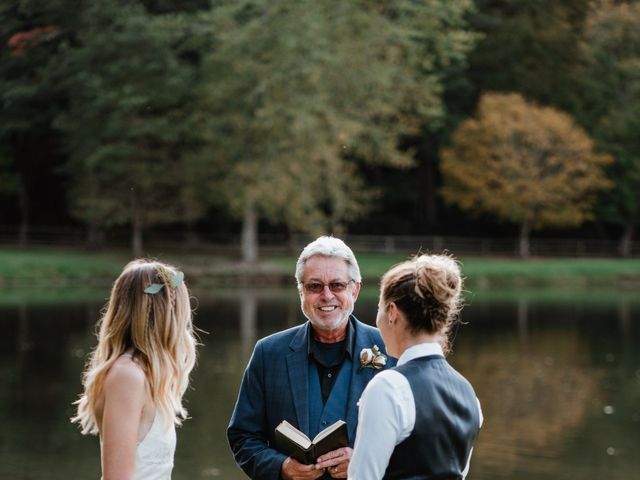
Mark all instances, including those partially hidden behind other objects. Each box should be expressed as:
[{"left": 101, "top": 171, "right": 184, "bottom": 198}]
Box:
[{"left": 300, "top": 255, "right": 360, "bottom": 331}]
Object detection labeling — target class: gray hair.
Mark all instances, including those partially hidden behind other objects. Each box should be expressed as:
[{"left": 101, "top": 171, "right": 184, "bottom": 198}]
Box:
[{"left": 295, "top": 236, "right": 362, "bottom": 285}]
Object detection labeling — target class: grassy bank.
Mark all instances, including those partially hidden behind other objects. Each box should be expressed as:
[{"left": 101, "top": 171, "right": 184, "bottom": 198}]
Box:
[{"left": 1, "top": 247, "right": 640, "bottom": 289}]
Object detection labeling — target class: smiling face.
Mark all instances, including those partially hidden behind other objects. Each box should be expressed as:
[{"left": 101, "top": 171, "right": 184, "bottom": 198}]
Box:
[{"left": 300, "top": 255, "right": 361, "bottom": 331}]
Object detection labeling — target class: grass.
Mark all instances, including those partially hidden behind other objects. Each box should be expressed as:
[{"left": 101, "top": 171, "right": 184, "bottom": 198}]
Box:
[
  {"left": 457, "top": 256, "right": 640, "bottom": 288},
  {"left": 1, "top": 247, "right": 639, "bottom": 290},
  {"left": 0, "top": 247, "right": 128, "bottom": 287}
]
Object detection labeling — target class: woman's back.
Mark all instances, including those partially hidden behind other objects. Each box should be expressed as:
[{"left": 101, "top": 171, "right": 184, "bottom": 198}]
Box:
[
  {"left": 72, "top": 259, "right": 197, "bottom": 480},
  {"left": 383, "top": 355, "right": 480, "bottom": 479}
]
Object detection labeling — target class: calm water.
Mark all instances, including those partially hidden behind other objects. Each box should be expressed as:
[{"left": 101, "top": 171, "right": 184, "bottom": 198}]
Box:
[{"left": 0, "top": 287, "right": 638, "bottom": 479}]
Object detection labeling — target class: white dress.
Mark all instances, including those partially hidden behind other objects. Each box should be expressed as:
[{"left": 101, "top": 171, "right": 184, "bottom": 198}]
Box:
[{"left": 134, "top": 414, "right": 176, "bottom": 480}]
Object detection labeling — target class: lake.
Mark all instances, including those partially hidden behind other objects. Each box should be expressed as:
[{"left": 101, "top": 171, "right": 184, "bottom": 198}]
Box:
[{"left": 0, "top": 286, "right": 638, "bottom": 479}]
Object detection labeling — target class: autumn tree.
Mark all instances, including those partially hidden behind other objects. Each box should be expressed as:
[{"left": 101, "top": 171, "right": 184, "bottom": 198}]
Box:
[
  {"left": 198, "top": 0, "right": 478, "bottom": 263},
  {"left": 574, "top": 0, "right": 640, "bottom": 257},
  {"left": 440, "top": 92, "right": 612, "bottom": 257}
]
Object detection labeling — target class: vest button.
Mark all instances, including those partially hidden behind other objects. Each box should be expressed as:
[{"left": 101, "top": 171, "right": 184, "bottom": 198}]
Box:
[
  {"left": 327, "top": 373, "right": 332, "bottom": 378},
  {"left": 322, "top": 420, "right": 327, "bottom": 425}
]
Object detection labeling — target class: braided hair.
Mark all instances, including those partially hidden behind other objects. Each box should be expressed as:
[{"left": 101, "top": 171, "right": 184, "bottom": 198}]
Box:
[{"left": 72, "top": 259, "right": 197, "bottom": 434}]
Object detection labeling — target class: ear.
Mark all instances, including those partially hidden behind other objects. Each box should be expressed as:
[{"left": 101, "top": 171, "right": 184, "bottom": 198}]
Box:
[
  {"left": 351, "top": 281, "right": 361, "bottom": 301},
  {"left": 387, "top": 302, "right": 400, "bottom": 325}
]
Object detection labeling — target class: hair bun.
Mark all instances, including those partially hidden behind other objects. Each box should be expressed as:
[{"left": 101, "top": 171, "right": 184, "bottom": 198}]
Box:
[{"left": 413, "top": 255, "right": 462, "bottom": 304}]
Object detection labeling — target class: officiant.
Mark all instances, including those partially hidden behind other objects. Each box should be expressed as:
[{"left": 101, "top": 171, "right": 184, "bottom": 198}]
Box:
[{"left": 227, "top": 236, "right": 394, "bottom": 480}]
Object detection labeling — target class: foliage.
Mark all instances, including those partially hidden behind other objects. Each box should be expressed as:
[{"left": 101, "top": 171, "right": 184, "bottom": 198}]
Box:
[
  {"left": 0, "top": 0, "right": 76, "bottom": 227},
  {"left": 575, "top": 0, "right": 640, "bottom": 245},
  {"left": 198, "top": 0, "right": 478, "bottom": 238},
  {"left": 3, "top": 0, "right": 639, "bottom": 250},
  {"left": 440, "top": 92, "right": 612, "bottom": 255},
  {"left": 466, "top": 0, "right": 591, "bottom": 110},
  {"left": 53, "top": 1, "right": 205, "bottom": 252}
]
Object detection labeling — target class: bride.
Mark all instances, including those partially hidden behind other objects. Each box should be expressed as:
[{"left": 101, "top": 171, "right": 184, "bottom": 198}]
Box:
[{"left": 72, "top": 259, "right": 198, "bottom": 479}]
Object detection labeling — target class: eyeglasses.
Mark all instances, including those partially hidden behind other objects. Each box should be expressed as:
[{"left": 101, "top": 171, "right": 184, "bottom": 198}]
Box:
[{"left": 302, "top": 280, "right": 354, "bottom": 294}]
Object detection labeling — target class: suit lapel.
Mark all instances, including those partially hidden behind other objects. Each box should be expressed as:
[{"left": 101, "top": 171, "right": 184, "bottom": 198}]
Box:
[
  {"left": 346, "top": 321, "right": 376, "bottom": 444},
  {"left": 286, "top": 322, "right": 311, "bottom": 434}
]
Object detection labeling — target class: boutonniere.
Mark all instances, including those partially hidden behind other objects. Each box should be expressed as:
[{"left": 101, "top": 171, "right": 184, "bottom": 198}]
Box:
[{"left": 359, "top": 345, "right": 387, "bottom": 370}]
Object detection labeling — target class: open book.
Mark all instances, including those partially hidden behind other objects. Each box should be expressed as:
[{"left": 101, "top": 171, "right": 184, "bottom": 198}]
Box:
[{"left": 274, "top": 419, "right": 348, "bottom": 464}]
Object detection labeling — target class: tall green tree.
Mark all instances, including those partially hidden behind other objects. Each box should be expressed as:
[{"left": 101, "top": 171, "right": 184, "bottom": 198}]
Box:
[
  {"left": 0, "top": 0, "right": 77, "bottom": 242},
  {"left": 441, "top": 93, "right": 612, "bottom": 258},
  {"left": 575, "top": 0, "right": 640, "bottom": 256},
  {"left": 466, "top": 0, "right": 591, "bottom": 109},
  {"left": 54, "top": 1, "right": 204, "bottom": 255},
  {"left": 199, "top": 0, "right": 477, "bottom": 263}
]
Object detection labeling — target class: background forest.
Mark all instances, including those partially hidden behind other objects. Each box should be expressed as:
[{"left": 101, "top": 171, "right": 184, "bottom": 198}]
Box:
[{"left": 1, "top": 0, "right": 639, "bottom": 259}]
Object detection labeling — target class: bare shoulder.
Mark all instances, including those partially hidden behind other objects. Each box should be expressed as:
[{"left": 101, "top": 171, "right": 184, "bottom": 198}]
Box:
[
  {"left": 104, "top": 355, "right": 146, "bottom": 394},
  {"left": 97, "top": 355, "right": 149, "bottom": 432}
]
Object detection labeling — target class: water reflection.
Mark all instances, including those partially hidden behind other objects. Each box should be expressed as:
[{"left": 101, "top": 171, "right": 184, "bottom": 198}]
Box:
[{"left": 0, "top": 289, "right": 638, "bottom": 479}]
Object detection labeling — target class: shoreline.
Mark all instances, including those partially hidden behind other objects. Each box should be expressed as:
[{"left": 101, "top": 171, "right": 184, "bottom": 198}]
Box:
[{"left": 1, "top": 248, "right": 640, "bottom": 291}]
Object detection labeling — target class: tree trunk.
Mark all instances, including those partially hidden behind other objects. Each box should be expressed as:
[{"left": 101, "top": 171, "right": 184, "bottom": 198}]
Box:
[
  {"left": 86, "top": 223, "right": 105, "bottom": 250},
  {"left": 618, "top": 224, "right": 634, "bottom": 258},
  {"left": 184, "top": 221, "right": 201, "bottom": 248},
  {"left": 240, "top": 291, "right": 257, "bottom": 360},
  {"left": 18, "top": 181, "right": 29, "bottom": 246},
  {"left": 132, "top": 221, "right": 144, "bottom": 258},
  {"left": 418, "top": 145, "right": 439, "bottom": 229},
  {"left": 131, "top": 196, "right": 144, "bottom": 258},
  {"left": 241, "top": 198, "right": 258, "bottom": 265},
  {"left": 518, "top": 220, "right": 531, "bottom": 258},
  {"left": 517, "top": 297, "right": 529, "bottom": 348}
]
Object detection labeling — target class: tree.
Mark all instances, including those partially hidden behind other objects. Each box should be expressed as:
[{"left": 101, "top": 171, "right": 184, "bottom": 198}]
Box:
[
  {"left": 575, "top": 0, "right": 640, "bottom": 257},
  {"left": 198, "top": 0, "right": 478, "bottom": 263},
  {"left": 466, "top": 0, "right": 591, "bottom": 110},
  {"left": 440, "top": 92, "right": 612, "bottom": 257},
  {"left": 0, "top": 0, "right": 77, "bottom": 243},
  {"left": 54, "top": 2, "right": 204, "bottom": 255}
]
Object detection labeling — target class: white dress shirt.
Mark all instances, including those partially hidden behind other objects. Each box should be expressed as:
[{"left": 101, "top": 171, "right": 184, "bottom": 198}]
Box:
[{"left": 348, "top": 343, "right": 483, "bottom": 480}]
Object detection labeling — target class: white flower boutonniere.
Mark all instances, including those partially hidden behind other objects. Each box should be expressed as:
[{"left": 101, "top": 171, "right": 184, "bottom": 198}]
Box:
[{"left": 359, "top": 345, "right": 387, "bottom": 370}]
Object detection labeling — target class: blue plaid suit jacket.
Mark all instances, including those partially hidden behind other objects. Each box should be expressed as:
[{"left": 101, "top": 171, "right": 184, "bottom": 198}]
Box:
[{"left": 227, "top": 315, "right": 393, "bottom": 479}]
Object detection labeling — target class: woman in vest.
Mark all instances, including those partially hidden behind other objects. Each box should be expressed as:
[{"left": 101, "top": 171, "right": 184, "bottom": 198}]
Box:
[{"left": 348, "top": 254, "right": 482, "bottom": 479}]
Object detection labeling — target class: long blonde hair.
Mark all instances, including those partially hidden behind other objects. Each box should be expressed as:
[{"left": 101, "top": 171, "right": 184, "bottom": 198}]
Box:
[{"left": 72, "top": 259, "right": 197, "bottom": 435}]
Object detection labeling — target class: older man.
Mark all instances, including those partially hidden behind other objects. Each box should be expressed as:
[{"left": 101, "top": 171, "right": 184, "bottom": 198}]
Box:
[{"left": 227, "top": 236, "right": 394, "bottom": 480}]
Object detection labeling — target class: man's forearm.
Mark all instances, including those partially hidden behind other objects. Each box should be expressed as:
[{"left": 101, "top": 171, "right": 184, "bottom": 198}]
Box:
[{"left": 228, "top": 430, "right": 288, "bottom": 480}]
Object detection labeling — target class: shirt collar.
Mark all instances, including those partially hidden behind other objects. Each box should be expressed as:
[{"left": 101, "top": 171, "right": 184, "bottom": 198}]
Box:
[
  {"left": 307, "top": 316, "right": 355, "bottom": 359},
  {"left": 397, "top": 342, "right": 444, "bottom": 366}
]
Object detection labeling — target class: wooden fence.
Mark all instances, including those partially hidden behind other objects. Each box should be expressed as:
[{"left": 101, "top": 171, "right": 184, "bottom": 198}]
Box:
[{"left": 0, "top": 225, "right": 637, "bottom": 258}]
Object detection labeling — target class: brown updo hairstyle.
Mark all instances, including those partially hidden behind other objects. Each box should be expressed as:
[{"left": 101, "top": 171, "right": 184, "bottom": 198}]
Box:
[{"left": 380, "top": 254, "right": 463, "bottom": 354}]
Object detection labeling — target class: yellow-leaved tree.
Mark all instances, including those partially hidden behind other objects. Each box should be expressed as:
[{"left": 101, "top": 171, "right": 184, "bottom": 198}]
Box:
[{"left": 440, "top": 92, "right": 612, "bottom": 257}]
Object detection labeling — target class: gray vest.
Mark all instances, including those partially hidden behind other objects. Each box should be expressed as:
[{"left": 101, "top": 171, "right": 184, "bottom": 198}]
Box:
[{"left": 383, "top": 355, "right": 480, "bottom": 480}]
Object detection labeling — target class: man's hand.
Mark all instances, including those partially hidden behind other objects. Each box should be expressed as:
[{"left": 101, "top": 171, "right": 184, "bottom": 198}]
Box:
[
  {"left": 315, "top": 447, "right": 353, "bottom": 478},
  {"left": 281, "top": 457, "right": 324, "bottom": 480}
]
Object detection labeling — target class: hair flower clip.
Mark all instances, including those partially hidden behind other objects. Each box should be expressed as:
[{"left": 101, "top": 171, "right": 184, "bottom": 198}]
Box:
[
  {"left": 359, "top": 345, "right": 387, "bottom": 370},
  {"left": 144, "top": 270, "right": 184, "bottom": 294}
]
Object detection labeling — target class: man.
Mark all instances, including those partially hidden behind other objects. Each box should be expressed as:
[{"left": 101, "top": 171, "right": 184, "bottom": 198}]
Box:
[{"left": 227, "top": 236, "right": 394, "bottom": 480}]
